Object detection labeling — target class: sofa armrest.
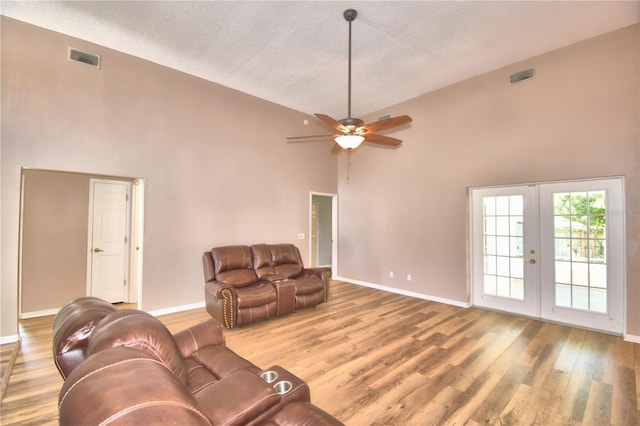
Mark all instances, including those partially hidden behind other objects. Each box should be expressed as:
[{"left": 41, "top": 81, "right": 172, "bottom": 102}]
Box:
[
  {"left": 302, "top": 267, "right": 331, "bottom": 302},
  {"left": 205, "top": 281, "right": 238, "bottom": 329},
  {"left": 173, "top": 319, "right": 226, "bottom": 359},
  {"left": 194, "top": 369, "right": 281, "bottom": 425}
]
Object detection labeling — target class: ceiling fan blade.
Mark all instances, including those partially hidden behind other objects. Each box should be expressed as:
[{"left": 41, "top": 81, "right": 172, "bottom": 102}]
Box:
[
  {"left": 361, "top": 115, "right": 412, "bottom": 133},
  {"left": 364, "top": 133, "right": 403, "bottom": 146},
  {"left": 286, "top": 134, "right": 335, "bottom": 140},
  {"left": 315, "top": 113, "right": 348, "bottom": 133}
]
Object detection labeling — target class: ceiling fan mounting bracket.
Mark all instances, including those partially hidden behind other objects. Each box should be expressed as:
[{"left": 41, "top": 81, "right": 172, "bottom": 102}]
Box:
[
  {"left": 343, "top": 9, "right": 357, "bottom": 22},
  {"left": 339, "top": 117, "right": 364, "bottom": 128}
]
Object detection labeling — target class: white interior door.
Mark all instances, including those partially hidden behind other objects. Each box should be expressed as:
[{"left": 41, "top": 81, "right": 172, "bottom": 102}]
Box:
[
  {"left": 88, "top": 179, "right": 130, "bottom": 303},
  {"left": 471, "top": 178, "right": 625, "bottom": 334}
]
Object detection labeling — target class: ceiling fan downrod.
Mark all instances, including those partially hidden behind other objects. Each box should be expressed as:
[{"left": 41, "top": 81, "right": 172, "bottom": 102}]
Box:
[{"left": 344, "top": 9, "right": 357, "bottom": 122}]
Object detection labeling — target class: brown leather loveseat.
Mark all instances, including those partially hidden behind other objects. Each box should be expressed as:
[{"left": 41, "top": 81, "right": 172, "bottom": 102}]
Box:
[
  {"left": 53, "top": 297, "right": 343, "bottom": 425},
  {"left": 202, "top": 243, "right": 331, "bottom": 328}
]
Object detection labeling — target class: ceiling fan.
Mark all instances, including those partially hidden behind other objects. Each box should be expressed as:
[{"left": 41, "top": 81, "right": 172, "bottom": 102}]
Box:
[{"left": 287, "top": 8, "right": 412, "bottom": 151}]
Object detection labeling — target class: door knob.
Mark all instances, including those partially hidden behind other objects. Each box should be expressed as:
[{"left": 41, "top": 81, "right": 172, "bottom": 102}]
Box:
[
  {"left": 94, "top": 248, "right": 104, "bottom": 253},
  {"left": 529, "top": 259, "right": 536, "bottom": 264}
]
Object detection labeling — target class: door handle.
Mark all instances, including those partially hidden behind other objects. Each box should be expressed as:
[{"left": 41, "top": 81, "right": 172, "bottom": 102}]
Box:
[
  {"left": 529, "top": 259, "right": 536, "bottom": 264},
  {"left": 94, "top": 248, "right": 104, "bottom": 253}
]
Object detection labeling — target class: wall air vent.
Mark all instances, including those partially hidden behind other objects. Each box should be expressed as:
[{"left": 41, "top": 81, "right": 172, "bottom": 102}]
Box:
[
  {"left": 68, "top": 47, "right": 100, "bottom": 68},
  {"left": 378, "top": 114, "right": 391, "bottom": 121},
  {"left": 510, "top": 67, "right": 535, "bottom": 85}
]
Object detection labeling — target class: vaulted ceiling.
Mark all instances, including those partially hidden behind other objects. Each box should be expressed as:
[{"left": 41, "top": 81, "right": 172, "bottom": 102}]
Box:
[{"left": 2, "top": 1, "right": 638, "bottom": 119}]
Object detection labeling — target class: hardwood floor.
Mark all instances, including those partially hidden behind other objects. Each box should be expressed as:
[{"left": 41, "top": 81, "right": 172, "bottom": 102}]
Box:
[{"left": 1, "top": 281, "right": 639, "bottom": 425}]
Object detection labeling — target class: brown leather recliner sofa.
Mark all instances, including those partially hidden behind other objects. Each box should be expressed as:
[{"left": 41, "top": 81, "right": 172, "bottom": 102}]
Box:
[
  {"left": 202, "top": 243, "right": 331, "bottom": 328},
  {"left": 53, "top": 297, "right": 343, "bottom": 425}
]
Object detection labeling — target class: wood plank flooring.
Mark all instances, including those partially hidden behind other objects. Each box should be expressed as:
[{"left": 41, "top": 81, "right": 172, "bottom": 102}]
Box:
[{"left": 1, "top": 281, "right": 639, "bottom": 425}]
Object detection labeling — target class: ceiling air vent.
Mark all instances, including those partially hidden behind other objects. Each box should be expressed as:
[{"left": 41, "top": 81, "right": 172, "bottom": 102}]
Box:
[
  {"left": 68, "top": 47, "right": 100, "bottom": 68},
  {"left": 509, "top": 67, "right": 535, "bottom": 85}
]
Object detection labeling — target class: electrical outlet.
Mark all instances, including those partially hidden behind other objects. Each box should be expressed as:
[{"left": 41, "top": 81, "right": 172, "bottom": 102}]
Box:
[
  {"left": 407, "top": 274, "right": 412, "bottom": 281},
  {"left": 389, "top": 271, "right": 394, "bottom": 278},
  {"left": 298, "top": 233, "right": 305, "bottom": 240}
]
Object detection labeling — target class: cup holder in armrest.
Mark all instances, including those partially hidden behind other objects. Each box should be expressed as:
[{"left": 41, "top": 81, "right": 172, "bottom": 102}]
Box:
[
  {"left": 273, "top": 380, "right": 292, "bottom": 395},
  {"left": 260, "top": 370, "right": 278, "bottom": 384},
  {"left": 260, "top": 370, "right": 292, "bottom": 395}
]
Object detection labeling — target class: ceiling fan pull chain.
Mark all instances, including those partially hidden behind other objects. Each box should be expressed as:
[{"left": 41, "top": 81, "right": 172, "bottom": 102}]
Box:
[{"left": 347, "top": 149, "right": 352, "bottom": 182}]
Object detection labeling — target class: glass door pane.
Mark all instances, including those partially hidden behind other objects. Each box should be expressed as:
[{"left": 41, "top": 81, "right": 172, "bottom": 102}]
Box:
[
  {"left": 552, "top": 191, "right": 607, "bottom": 312},
  {"left": 482, "top": 195, "right": 524, "bottom": 300}
]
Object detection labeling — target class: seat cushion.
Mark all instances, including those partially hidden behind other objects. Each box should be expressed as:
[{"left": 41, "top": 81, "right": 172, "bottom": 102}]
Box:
[
  {"left": 235, "top": 282, "right": 277, "bottom": 308},
  {"left": 193, "top": 370, "right": 281, "bottom": 426},
  {"left": 294, "top": 275, "right": 325, "bottom": 295},
  {"left": 184, "top": 357, "right": 219, "bottom": 394},
  {"left": 216, "top": 269, "right": 258, "bottom": 287},
  {"left": 191, "top": 345, "right": 260, "bottom": 381}
]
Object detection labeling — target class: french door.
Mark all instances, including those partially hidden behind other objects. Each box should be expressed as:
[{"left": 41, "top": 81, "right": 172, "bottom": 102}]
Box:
[{"left": 471, "top": 178, "right": 625, "bottom": 334}]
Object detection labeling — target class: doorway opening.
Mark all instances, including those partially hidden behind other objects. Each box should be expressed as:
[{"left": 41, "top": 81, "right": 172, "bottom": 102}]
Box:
[
  {"left": 309, "top": 193, "right": 337, "bottom": 274},
  {"left": 18, "top": 169, "right": 144, "bottom": 319}
]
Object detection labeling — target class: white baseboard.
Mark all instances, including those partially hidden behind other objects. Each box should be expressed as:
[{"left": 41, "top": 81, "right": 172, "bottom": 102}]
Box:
[
  {"left": 20, "top": 308, "right": 59, "bottom": 319},
  {"left": 335, "top": 276, "right": 470, "bottom": 308},
  {"left": 624, "top": 333, "right": 640, "bottom": 343},
  {"left": 0, "top": 334, "right": 20, "bottom": 345},
  {"left": 148, "top": 301, "right": 206, "bottom": 317}
]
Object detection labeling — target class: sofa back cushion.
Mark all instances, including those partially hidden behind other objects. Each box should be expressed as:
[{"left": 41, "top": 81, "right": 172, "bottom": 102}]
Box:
[
  {"left": 59, "top": 347, "right": 211, "bottom": 426},
  {"left": 251, "top": 244, "right": 275, "bottom": 279},
  {"left": 87, "top": 310, "right": 188, "bottom": 384},
  {"left": 270, "top": 244, "right": 303, "bottom": 278},
  {"left": 210, "top": 246, "right": 258, "bottom": 288}
]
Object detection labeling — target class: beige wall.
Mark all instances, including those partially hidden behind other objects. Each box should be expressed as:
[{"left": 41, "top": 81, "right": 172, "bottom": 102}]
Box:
[
  {"left": 337, "top": 25, "right": 640, "bottom": 334},
  {"left": 1, "top": 17, "right": 638, "bottom": 339},
  {"left": 1, "top": 17, "right": 336, "bottom": 337},
  {"left": 21, "top": 170, "right": 89, "bottom": 313}
]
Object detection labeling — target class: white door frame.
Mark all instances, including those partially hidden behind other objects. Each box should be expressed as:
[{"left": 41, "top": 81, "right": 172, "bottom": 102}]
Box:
[
  {"left": 86, "top": 178, "right": 132, "bottom": 302},
  {"left": 308, "top": 192, "right": 338, "bottom": 277},
  {"left": 129, "top": 179, "right": 145, "bottom": 305}
]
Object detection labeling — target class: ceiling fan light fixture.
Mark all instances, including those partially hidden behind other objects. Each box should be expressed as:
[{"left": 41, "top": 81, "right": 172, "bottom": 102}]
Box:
[{"left": 335, "top": 134, "right": 364, "bottom": 149}]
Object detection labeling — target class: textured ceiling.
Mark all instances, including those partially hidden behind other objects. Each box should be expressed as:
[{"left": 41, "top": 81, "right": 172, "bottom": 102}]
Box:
[{"left": 2, "top": 1, "right": 638, "bottom": 119}]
